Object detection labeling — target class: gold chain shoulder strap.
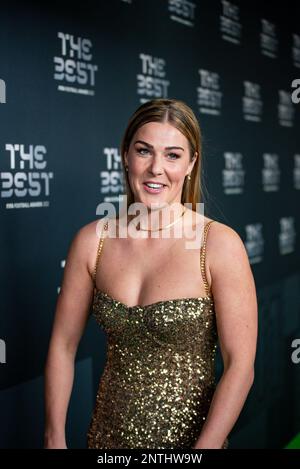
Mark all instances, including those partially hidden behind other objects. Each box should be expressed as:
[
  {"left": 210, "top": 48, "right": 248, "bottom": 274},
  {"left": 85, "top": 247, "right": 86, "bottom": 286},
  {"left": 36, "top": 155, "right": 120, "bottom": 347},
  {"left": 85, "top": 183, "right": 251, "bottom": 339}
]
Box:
[
  {"left": 200, "top": 220, "right": 215, "bottom": 296},
  {"left": 92, "top": 219, "right": 109, "bottom": 288}
]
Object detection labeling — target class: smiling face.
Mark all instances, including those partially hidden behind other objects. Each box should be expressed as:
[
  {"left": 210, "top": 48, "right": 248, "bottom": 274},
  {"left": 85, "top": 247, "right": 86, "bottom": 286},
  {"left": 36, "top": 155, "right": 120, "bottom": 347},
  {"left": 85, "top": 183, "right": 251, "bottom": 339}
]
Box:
[{"left": 124, "top": 121, "right": 197, "bottom": 210}]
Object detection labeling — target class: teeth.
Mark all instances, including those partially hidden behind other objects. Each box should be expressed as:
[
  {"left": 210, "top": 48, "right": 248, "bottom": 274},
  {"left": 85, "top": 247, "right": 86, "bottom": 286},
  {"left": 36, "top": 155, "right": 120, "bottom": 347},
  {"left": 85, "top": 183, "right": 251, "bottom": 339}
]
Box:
[{"left": 145, "top": 183, "right": 164, "bottom": 188}]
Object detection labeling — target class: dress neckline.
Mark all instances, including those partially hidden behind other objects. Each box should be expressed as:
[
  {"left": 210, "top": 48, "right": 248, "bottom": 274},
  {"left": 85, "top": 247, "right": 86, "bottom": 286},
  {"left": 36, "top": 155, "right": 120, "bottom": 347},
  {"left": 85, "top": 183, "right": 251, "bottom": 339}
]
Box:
[{"left": 93, "top": 288, "right": 214, "bottom": 310}]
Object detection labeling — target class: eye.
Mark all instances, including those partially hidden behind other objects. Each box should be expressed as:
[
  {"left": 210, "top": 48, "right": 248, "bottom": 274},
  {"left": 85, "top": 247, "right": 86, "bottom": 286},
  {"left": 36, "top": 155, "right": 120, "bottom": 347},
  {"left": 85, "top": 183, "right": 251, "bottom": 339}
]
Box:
[
  {"left": 136, "top": 147, "right": 180, "bottom": 160},
  {"left": 167, "top": 153, "right": 180, "bottom": 160},
  {"left": 137, "top": 147, "right": 149, "bottom": 155}
]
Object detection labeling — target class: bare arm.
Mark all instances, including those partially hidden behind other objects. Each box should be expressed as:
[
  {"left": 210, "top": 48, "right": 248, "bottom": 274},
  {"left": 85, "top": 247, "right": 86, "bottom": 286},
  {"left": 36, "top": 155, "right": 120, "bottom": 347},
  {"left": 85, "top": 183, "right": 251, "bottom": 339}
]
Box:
[
  {"left": 44, "top": 221, "right": 99, "bottom": 448},
  {"left": 193, "top": 224, "right": 258, "bottom": 449}
]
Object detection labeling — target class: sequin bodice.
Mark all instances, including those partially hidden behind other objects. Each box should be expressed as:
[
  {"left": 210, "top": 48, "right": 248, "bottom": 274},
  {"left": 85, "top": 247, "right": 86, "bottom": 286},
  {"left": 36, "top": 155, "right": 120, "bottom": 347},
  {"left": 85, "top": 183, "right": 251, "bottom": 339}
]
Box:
[
  {"left": 93, "top": 290, "right": 216, "bottom": 357},
  {"left": 87, "top": 218, "right": 227, "bottom": 449}
]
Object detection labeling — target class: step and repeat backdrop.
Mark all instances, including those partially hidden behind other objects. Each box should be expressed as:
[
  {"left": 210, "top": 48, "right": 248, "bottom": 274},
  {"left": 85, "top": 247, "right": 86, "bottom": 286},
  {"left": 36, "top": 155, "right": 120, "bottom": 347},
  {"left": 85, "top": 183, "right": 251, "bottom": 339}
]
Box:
[{"left": 0, "top": 0, "right": 300, "bottom": 448}]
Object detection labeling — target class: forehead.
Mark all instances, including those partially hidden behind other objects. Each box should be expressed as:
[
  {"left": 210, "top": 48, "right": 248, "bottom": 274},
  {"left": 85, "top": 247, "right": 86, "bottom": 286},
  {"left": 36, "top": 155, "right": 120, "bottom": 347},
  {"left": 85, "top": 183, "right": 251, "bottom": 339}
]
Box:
[{"left": 133, "top": 122, "right": 188, "bottom": 148}]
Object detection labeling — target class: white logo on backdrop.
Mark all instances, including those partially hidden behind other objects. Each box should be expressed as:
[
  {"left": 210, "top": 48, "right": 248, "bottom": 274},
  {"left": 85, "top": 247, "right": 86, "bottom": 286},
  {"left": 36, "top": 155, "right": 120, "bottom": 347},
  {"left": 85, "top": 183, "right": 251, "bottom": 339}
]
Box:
[
  {"left": 100, "top": 147, "right": 124, "bottom": 202},
  {"left": 222, "top": 152, "right": 245, "bottom": 194},
  {"left": 279, "top": 217, "right": 296, "bottom": 255},
  {"left": 291, "top": 78, "right": 300, "bottom": 104},
  {"left": 245, "top": 223, "right": 264, "bottom": 264},
  {"left": 243, "top": 81, "right": 263, "bottom": 122},
  {"left": 0, "top": 144, "right": 53, "bottom": 209},
  {"left": 0, "top": 339, "right": 6, "bottom": 364},
  {"left": 220, "top": 0, "right": 242, "bottom": 45},
  {"left": 291, "top": 339, "right": 300, "bottom": 364},
  {"left": 57, "top": 260, "right": 66, "bottom": 295},
  {"left": 54, "top": 32, "right": 98, "bottom": 95},
  {"left": 168, "top": 0, "right": 196, "bottom": 27},
  {"left": 262, "top": 153, "right": 280, "bottom": 192},
  {"left": 137, "top": 53, "right": 170, "bottom": 103},
  {"left": 0, "top": 78, "right": 6, "bottom": 103},
  {"left": 197, "top": 69, "right": 222, "bottom": 115},
  {"left": 292, "top": 34, "right": 300, "bottom": 68},
  {"left": 294, "top": 154, "right": 300, "bottom": 190},
  {"left": 260, "top": 19, "right": 278, "bottom": 58},
  {"left": 278, "top": 90, "right": 295, "bottom": 126}
]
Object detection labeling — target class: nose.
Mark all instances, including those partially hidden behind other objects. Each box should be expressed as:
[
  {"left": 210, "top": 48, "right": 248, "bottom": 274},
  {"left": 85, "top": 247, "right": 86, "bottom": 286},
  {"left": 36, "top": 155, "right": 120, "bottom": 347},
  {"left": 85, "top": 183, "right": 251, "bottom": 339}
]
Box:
[{"left": 147, "top": 154, "right": 164, "bottom": 175}]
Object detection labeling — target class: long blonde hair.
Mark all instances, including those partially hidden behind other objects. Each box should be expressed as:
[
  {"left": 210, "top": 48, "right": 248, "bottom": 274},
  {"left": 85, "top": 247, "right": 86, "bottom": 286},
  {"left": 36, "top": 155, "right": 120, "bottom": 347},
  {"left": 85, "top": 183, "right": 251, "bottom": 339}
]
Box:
[{"left": 120, "top": 98, "right": 203, "bottom": 214}]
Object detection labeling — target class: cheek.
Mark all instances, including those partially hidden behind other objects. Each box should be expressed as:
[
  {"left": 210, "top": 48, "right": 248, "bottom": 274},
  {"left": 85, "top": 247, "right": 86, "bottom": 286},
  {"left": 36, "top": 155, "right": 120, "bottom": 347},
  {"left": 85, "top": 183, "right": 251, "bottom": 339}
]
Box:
[
  {"left": 130, "top": 158, "right": 144, "bottom": 175},
  {"left": 168, "top": 166, "right": 186, "bottom": 183}
]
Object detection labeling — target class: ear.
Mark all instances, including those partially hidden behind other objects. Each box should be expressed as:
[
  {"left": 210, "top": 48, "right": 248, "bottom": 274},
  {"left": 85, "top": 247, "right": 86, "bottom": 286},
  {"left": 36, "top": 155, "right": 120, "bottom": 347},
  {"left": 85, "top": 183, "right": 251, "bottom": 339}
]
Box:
[
  {"left": 124, "top": 151, "right": 128, "bottom": 166},
  {"left": 187, "top": 151, "right": 198, "bottom": 174}
]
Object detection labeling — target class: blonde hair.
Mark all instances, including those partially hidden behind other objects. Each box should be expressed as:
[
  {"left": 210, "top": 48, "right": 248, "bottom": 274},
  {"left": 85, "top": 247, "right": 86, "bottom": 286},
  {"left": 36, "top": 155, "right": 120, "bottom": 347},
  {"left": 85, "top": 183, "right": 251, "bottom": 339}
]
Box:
[{"left": 120, "top": 98, "right": 203, "bottom": 213}]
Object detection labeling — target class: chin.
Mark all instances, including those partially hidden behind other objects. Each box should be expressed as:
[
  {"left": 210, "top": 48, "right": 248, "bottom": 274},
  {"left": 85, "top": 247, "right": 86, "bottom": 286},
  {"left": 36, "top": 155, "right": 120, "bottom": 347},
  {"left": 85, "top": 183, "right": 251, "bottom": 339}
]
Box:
[{"left": 144, "top": 199, "right": 168, "bottom": 211}]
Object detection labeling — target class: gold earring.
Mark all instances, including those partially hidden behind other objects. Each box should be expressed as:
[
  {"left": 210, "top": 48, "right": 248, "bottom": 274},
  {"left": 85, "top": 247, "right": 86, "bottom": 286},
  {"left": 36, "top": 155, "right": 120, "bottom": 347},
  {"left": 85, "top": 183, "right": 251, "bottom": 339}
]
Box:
[{"left": 187, "top": 174, "right": 191, "bottom": 180}]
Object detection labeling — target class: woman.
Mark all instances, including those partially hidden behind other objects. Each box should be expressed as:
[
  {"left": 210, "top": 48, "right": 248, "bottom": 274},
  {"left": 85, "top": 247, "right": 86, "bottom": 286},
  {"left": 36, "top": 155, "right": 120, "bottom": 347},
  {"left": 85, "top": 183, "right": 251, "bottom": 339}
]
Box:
[{"left": 44, "top": 98, "right": 258, "bottom": 449}]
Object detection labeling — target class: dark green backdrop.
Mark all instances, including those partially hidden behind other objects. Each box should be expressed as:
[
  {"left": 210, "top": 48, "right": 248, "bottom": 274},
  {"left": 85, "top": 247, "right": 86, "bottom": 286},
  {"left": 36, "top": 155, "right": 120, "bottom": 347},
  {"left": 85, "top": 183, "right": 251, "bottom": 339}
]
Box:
[{"left": 0, "top": 0, "right": 299, "bottom": 448}]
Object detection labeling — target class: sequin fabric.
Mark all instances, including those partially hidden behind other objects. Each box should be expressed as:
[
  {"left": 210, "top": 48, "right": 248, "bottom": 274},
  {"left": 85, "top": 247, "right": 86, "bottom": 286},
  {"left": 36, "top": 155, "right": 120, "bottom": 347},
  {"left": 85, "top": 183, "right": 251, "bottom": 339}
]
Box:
[{"left": 87, "top": 220, "right": 229, "bottom": 449}]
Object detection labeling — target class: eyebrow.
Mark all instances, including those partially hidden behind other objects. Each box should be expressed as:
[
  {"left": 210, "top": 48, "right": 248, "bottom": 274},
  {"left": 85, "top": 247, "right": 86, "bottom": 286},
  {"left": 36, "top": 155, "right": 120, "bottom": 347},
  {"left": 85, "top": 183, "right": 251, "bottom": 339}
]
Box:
[{"left": 134, "top": 140, "right": 185, "bottom": 151}]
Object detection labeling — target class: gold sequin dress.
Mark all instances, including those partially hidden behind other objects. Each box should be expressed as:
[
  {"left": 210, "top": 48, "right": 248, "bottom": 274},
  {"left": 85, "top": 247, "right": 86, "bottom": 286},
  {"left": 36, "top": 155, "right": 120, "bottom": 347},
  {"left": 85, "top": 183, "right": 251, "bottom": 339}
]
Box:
[{"left": 87, "top": 219, "right": 228, "bottom": 449}]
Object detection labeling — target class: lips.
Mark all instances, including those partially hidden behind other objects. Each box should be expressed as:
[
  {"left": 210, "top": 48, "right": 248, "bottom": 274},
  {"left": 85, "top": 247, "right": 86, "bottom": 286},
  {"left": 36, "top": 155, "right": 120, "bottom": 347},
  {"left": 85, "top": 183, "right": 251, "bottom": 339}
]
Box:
[
  {"left": 143, "top": 182, "right": 166, "bottom": 194},
  {"left": 144, "top": 181, "right": 166, "bottom": 186}
]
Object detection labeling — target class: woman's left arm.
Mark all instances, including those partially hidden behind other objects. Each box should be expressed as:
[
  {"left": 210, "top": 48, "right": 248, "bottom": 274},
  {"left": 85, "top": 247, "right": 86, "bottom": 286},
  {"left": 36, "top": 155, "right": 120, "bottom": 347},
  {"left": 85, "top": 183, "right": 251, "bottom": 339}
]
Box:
[{"left": 193, "top": 224, "right": 258, "bottom": 449}]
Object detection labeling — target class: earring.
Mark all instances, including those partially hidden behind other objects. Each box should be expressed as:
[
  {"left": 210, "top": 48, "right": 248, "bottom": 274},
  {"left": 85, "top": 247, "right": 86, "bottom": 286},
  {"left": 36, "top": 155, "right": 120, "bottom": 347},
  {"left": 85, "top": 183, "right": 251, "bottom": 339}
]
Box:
[
  {"left": 125, "top": 166, "right": 128, "bottom": 172},
  {"left": 187, "top": 174, "right": 191, "bottom": 180}
]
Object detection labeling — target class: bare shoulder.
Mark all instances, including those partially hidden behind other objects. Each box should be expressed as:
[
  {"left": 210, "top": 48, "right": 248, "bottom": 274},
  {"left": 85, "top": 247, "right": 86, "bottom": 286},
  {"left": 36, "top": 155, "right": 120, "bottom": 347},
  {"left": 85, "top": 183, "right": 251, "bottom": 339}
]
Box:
[
  {"left": 72, "top": 218, "right": 108, "bottom": 278},
  {"left": 81, "top": 217, "right": 107, "bottom": 240},
  {"left": 206, "top": 220, "right": 247, "bottom": 263},
  {"left": 205, "top": 219, "right": 242, "bottom": 240},
  {"left": 205, "top": 220, "right": 254, "bottom": 297}
]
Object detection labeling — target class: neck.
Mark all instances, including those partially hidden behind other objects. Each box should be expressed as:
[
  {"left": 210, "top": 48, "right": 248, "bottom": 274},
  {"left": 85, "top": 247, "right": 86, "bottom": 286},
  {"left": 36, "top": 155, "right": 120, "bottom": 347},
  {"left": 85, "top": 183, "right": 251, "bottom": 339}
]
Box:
[{"left": 128, "top": 202, "right": 186, "bottom": 234}]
